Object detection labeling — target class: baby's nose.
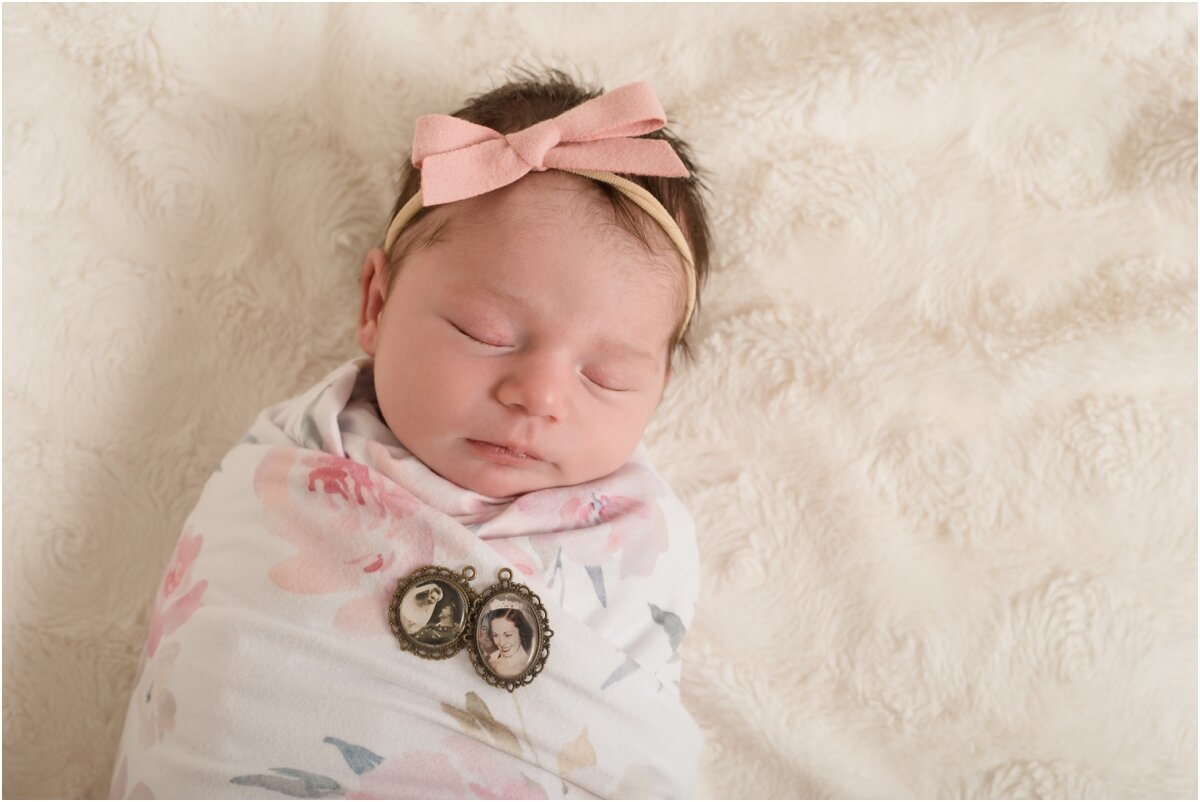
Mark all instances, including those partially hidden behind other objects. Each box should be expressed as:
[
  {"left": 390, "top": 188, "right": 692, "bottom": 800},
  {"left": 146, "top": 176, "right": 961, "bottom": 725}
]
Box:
[{"left": 495, "top": 355, "right": 569, "bottom": 422}]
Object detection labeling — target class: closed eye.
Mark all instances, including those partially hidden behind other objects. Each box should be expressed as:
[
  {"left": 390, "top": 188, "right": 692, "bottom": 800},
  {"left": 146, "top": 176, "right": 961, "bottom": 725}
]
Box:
[
  {"left": 450, "top": 321, "right": 509, "bottom": 349},
  {"left": 583, "top": 372, "right": 629, "bottom": 393}
]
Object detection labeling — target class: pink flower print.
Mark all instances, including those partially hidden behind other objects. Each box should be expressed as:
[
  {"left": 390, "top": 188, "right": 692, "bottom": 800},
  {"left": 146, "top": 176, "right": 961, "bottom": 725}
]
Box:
[
  {"left": 468, "top": 778, "right": 550, "bottom": 800},
  {"left": 237, "top": 733, "right": 551, "bottom": 800},
  {"left": 332, "top": 577, "right": 405, "bottom": 633},
  {"left": 253, "top": 448, "right": 435, "bottom": 634},
  {"left": 562, "top": 493, "right": 643, "bottom": 528},
  {"left": 146, "top": 532, "right": 208, "bottom": 659},
  {"left": 441, "top": 732, "right": 549, "bottom": 800},
  {"left": 307, "top": 457, "right": 374, "bottom": 507},
  {"left": 136, "top": 640, "right": 181, "bottom": 749},
  {"left": 347, "top": 752, "right": 468, "bottom": 799},
  {"left": 554, "top": 493, "right": 667, "bottom": 579},
  {"left": 485, "top": 538, "right": 541, "bottom": 579}
]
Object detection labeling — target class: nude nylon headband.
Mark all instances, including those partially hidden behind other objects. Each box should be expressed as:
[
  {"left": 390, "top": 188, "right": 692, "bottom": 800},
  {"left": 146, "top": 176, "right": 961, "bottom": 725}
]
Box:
[{"left": 381, "top": 82, "right": 698, "bottom": 335}]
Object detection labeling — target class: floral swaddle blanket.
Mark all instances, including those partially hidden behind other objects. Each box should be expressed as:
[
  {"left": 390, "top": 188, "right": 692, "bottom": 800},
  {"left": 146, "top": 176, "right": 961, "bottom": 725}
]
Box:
[{"left": 110, "top": 357, "right": 702, "bottom": 799}]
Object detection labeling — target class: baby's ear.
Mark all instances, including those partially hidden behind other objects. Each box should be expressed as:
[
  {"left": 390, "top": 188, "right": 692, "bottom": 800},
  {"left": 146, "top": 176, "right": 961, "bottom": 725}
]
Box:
[{"left": 357, "top": 248, "right": 390, "bottom": 355}]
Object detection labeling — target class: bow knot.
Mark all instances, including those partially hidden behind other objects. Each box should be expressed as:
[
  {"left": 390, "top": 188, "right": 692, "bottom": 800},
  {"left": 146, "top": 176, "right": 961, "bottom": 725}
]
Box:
[
  {"left": 411, "top": 82, "right": 689, "bottom": 206},
  {"left": 504, "top": 120, "right": 562, "bottom": 171}
]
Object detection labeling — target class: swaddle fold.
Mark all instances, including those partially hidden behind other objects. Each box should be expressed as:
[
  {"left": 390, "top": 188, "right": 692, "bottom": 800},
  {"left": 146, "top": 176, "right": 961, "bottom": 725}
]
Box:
[{"left": 111, "top": 357, "right": 702, "bottom": 800}]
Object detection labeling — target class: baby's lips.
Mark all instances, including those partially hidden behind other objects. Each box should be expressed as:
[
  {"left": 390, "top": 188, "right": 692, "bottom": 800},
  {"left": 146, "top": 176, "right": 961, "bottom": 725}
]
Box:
[
  {"left": 470, "top": 438, "right": 544, "bottom": 461},
  {"left": 497, "top": 441, "right": 543, "bottom": 460}
]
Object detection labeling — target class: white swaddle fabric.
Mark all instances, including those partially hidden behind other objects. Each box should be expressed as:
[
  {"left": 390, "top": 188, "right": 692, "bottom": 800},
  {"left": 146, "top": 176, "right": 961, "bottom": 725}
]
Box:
[{"left": 110, "top": 357, "right": 701, "bottom": 800}]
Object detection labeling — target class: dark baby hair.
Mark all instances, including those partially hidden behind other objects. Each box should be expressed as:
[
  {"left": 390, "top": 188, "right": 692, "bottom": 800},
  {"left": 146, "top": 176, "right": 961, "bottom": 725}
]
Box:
[{"left": 382, "top": 69, "right": 712, "bottom": 362}]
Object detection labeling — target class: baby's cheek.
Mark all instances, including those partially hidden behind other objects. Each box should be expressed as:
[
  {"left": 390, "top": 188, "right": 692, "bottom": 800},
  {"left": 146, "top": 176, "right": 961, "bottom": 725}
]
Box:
[
  {"left": 576, "top": 403, "right": 655, "bottom": 479},
  {"left": 395, "top": 345, "right": 474, "bottom": 411},
  {"left": 374, "top": 354, "right": 448, "bottom": 446},
  {"left": 427, "top": 357, "right": 488, "bottom": 415}
]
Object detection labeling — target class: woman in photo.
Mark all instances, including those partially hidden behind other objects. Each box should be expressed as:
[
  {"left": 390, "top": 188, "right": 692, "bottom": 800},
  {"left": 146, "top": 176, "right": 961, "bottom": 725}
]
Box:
[
  {"left": 399, "top": 582, "right": 443, "bottom": 635},
  {"left": 483, "top": 607, "right": 534, "bottom": 678}
]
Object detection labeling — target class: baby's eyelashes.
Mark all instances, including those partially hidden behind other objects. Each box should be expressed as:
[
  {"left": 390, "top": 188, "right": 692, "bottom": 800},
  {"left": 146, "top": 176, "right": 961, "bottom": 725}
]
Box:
[
  {"left": 582, "top": 371, "right": 630, "bottom": 393},
  {"left": 448, "top": 316, "right": 640, "bottom": 393},
  {"left": 449, "top": 320, "right": 512, "bottom": 349}
]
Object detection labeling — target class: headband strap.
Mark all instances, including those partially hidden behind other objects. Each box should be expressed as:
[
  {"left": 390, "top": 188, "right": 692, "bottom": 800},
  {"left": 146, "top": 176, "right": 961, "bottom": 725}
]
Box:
[{"left": 382, "top": 82, "right": 697, "bottom": 336}]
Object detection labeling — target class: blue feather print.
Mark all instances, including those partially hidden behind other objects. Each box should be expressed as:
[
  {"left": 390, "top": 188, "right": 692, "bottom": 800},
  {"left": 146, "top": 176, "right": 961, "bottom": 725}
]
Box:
[{"left": 323, "top": 736, "right": 384, "bottom": 775}]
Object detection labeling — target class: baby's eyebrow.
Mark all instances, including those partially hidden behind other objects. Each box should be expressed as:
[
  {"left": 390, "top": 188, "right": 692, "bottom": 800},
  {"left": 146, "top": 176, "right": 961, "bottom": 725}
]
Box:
[
  {"left": 453, "top": 282, "right": 660, "bottom": 364},
  {"left": 595, "top": 336, "right": 658, "bottom": 364}
]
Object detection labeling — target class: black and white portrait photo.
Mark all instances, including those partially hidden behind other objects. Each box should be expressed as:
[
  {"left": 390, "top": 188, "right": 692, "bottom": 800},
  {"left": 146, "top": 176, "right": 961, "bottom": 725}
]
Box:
[{"left": 476, "top": 595, "right": 538, "bottom": 679}]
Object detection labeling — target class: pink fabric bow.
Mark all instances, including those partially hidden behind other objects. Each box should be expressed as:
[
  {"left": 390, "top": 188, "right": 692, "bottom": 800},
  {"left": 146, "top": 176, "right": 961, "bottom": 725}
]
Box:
[{"left": 412, "top": 82, "right": 690, "bottom": 205}]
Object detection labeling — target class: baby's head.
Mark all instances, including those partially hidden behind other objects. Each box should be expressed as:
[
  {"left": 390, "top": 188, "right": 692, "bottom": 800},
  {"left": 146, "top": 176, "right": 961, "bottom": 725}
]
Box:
[{"left": 357, "top": 72, "right": 711, "bottom": 498}]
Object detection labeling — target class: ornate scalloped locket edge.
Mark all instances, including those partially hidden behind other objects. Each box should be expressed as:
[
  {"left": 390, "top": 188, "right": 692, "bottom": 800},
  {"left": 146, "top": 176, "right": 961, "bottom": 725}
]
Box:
[
  {"left": 388, "top": 565, "right": 553, "bottom": 692},
  {"left": 465, "top": 568, "right": 554, "bottom": 693},
  {"left": 388, "top": 565, "right": 477, "bottom": 660}
]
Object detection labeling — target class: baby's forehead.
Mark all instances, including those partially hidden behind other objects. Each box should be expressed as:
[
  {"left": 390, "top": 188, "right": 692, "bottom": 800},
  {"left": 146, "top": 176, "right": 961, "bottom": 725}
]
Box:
[
  {"left": 443, "top": 174, "right": 686, "bottom": 297},
  {"left": 468, "top": 173, "right": 676, "bottom": 253}
]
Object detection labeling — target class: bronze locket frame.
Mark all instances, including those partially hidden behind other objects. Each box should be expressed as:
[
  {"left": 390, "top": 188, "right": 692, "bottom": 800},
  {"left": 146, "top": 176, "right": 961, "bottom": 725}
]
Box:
[
  {"left": 466, "top": 568, "right": 554, "bottom": 693},
  {"left": 387, "top": 565, "right": 477, "bottom": 660}
]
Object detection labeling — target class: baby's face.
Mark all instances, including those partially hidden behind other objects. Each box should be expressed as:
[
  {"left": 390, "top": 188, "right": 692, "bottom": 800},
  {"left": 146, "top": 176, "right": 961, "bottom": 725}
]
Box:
[{"left": 358, "top": 172, "right": 683, "bottom": 498}]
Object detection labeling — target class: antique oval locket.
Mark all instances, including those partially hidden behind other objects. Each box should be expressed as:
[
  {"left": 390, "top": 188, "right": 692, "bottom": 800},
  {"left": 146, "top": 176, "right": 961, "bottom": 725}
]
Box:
[{"left": 466, "top": 568, "right": 554, "bottom": 692}]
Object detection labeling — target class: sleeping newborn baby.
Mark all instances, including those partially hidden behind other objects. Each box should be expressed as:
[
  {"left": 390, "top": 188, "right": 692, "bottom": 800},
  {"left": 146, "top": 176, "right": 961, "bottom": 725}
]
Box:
[{"left": 111, "top": 73, "right": 712, "bottom": 800}]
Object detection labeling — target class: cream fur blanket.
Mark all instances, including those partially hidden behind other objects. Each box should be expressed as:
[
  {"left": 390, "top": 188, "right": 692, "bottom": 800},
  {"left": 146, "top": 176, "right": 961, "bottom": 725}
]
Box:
[{"left": 3, "top": 4, "right": 1195, "bottom": 799}]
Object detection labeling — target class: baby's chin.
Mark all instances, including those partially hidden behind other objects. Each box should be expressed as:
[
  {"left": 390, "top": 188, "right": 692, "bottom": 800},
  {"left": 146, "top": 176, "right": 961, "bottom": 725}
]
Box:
[
  {"left": 439, "top": 458, "right": 610, "bottom": 499},
  {"left": 452, "top": 467, "right": 571, "bottom": 500}
]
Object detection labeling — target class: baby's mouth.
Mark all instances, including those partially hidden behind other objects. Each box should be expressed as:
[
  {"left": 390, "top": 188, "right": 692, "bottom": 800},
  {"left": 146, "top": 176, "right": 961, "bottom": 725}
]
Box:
[{"left": 467, "top": 439, "right": 542, "bottom": 462}]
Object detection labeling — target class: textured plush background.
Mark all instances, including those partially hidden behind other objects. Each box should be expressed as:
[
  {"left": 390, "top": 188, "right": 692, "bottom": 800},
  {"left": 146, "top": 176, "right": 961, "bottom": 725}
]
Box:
[{"left": 3, "top": 4, "right": 1196, "bottom": 799}]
